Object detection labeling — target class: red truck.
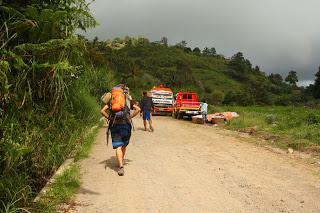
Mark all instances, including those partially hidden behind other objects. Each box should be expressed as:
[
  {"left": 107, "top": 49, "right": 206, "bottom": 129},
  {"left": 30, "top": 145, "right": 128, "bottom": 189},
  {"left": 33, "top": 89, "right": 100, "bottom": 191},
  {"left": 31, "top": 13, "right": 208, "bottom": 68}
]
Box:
[{"left": 172, "top": 92, "right": 201, "bottom": 119}]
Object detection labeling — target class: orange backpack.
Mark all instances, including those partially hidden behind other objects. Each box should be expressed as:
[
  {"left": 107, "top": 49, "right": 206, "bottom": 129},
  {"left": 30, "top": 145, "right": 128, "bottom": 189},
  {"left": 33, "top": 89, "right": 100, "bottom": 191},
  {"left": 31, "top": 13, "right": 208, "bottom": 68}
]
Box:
[{"left": 111, "top": 86, "right": 126, "bottom": 112}]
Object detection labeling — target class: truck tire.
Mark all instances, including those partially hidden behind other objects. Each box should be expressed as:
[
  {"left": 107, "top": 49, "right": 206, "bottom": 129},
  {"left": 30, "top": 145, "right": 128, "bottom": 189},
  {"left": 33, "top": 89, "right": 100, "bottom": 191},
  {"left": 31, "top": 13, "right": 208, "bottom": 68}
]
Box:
[{"left": 177, "top": 112, "right": 183, "bottom": 119}]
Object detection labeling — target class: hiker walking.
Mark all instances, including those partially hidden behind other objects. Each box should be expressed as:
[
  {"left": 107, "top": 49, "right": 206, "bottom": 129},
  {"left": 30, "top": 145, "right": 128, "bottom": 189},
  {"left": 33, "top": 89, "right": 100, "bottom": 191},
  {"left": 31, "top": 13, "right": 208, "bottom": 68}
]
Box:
[
  {"left": 140, "top": 91, "right": 154, "bottom": 131},
  {"left": 100, "top": 85, "right": 140, "bottom": 176},
  {"left": 201, "top": 100, "right": 208, "bottom": 125}
]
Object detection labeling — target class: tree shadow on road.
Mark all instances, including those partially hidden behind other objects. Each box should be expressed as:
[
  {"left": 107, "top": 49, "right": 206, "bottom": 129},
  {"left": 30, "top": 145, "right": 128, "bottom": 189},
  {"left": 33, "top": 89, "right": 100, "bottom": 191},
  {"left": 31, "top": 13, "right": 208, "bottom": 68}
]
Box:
[{"left": 99, "top": 156, "right": 132, "bottom": 172}]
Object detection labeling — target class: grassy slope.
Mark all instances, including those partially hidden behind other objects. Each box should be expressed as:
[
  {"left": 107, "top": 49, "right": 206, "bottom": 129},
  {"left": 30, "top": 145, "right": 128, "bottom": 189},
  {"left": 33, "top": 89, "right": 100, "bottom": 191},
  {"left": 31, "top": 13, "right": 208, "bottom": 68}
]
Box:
[
  {"left": 210, "top": 105, "right": 320, "bottom": 152},
  {"left": 193, "top": 68, "right": 243, "bottom": 93}
]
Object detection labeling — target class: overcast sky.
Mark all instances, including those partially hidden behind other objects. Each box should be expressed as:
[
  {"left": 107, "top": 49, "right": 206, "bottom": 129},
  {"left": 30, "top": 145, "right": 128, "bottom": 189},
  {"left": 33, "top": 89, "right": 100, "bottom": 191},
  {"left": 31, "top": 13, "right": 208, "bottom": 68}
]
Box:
[{"left": 83, "top": 0, "right": 320, "bottom": 86}]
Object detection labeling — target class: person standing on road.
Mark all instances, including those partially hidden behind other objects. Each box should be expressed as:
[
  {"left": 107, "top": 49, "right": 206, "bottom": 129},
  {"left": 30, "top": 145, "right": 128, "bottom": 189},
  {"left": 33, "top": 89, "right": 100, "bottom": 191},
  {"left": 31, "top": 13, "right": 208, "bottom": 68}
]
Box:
[
  {"left": 100, "top": 87, "right": 140, "bottom": 176},
  {"left": 140, "top": 91, "right": 154, "bottom": 132},
  {"left": 201, "top": 100, "right": 208, "bottom": 125}
]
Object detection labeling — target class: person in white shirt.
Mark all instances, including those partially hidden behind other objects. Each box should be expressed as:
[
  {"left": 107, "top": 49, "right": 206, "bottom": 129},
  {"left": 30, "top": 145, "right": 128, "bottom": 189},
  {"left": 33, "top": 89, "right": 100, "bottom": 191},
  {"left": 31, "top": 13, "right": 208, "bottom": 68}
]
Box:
[{"left": 200, "top": 100, "right": 208, "bottom": 125}]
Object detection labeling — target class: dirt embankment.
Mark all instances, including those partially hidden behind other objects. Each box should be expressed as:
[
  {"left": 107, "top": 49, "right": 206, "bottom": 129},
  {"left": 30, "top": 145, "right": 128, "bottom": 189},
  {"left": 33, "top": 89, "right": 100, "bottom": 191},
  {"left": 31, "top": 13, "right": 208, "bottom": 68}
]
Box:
[{"left": 63, "top": 116, "right": 320, "bottom": 213}]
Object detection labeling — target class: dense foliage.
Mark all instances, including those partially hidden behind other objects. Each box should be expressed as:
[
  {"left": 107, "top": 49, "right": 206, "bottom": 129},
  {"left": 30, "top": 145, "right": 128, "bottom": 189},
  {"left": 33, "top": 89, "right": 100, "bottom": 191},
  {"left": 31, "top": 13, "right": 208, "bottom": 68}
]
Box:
[
  {"left": 84, "top": 36, "right": 319, "bottom": 105},
  {"left": 0, "top": 1, "right": 113, "bottom": 211}
]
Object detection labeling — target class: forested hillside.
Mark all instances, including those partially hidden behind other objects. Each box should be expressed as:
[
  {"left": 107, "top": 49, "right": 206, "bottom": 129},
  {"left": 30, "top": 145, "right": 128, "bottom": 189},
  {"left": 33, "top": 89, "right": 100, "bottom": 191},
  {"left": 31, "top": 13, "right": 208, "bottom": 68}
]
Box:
[{"left": 84, "top": 36, "right": 319, "bottom": 105}]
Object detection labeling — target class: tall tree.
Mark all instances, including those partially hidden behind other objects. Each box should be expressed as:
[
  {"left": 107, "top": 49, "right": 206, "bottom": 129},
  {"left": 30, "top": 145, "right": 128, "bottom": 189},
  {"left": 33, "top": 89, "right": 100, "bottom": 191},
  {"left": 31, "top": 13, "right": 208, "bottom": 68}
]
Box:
[
  {"left": 285, "top": 70, "right": 298, "bottom": 86},
  {"left": 175, "top": 40, "right": 187, "bottom": 49},
  {"left": 268, "top": 73, "right": 284, "bottom": 95},
  {"left": 203, "top": 47, "right": 216, "bottom": 56},
  {"left": 229, "top": 52, "right": 251, "bottom": 80},
  {"left": 268, "top": 73, "right": 283, "bottom": 84},
  {"left": 184, "top": 47, "right": 192, "bottom": 53},
  {"left": 209, "top": 47, "right": 216, "bottom": 56},
  {"left": 160, "top": 37, "right": 168, "bottom": 46},
  {"left": 93, "top": 36, "right": 99, "bottom": 45},
  {"left": 254, "top": 66, "right": 260, "bottom": 73},
  {"left": 193, "top": 47, "right": 201, "bottom": 54},
  {"left": 313, "top": 66, "right": 320, "bottom": 99},
  {"left": 203, "top": 47, "right": 210, "bottom": 55}
]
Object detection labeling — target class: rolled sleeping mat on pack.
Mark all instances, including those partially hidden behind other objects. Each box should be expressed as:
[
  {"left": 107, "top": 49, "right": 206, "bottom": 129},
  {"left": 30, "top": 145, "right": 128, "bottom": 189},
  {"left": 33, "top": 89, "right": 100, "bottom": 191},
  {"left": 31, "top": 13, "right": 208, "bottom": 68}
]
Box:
[{"left": 101, "top": 92, "right": 111, "bottom": 104}]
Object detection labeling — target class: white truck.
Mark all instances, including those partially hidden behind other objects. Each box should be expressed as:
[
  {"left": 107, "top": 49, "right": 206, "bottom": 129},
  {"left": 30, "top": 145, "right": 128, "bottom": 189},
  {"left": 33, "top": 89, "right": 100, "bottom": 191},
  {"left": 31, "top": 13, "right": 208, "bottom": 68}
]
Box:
[{"left": 150, "top": 86, "right": 174, "bottom": 115}]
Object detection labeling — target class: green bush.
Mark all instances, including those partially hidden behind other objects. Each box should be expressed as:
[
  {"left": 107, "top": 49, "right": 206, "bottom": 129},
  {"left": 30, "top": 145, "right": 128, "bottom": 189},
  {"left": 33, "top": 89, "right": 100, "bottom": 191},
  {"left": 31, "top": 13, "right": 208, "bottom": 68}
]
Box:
[
  {"left": 265, "top": 114, "right": 277, "bottom": 124},
  {"left": 306, "top": 113, "right": 320, "bottom": 125}
]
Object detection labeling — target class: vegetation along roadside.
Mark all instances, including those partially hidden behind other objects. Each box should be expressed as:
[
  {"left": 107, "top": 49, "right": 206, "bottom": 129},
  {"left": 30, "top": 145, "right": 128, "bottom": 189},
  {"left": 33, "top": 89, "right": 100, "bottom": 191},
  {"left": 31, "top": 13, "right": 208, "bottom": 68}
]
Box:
[
  {"left": 33, "top": 124, "right": 101, "bottom": 213},
  {"left": 210, "top": 105, "right": 320, "bottom": 154},
  {"left": 0, "top": 1, "right": 110, "bottom": 212}
]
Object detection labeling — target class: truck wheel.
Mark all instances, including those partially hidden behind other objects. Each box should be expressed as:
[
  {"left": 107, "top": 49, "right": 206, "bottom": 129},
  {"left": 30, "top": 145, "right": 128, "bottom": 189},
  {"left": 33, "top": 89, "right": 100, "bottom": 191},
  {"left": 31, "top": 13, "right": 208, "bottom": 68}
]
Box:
[{"left": 177, "top": 112, "right": 183, "bottom": 119}]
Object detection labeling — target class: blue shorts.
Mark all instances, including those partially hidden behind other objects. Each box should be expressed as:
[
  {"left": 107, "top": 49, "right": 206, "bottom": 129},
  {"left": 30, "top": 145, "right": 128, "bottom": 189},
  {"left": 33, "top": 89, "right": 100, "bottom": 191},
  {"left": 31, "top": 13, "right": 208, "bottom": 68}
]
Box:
[
  {"left": 143, "top": 110, "right": 151, "bottom": 120},
  {"left": 109, "top": 123, "right": 132, "bottom": 149}
]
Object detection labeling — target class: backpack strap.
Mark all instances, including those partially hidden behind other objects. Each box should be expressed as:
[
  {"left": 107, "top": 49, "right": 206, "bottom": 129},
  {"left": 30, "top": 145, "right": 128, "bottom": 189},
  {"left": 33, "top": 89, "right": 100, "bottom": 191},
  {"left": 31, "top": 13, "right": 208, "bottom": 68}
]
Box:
[{"left": 105, "top": 101, "right": 116, "bottom": 146}]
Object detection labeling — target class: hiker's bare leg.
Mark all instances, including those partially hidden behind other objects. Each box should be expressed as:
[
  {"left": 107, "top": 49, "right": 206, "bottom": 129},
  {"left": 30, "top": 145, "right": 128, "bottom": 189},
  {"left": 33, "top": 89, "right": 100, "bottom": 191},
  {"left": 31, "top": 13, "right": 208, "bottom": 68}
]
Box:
[
  {"left": 115, "top": 147, "right": 124, "bottom": 167},
  {"left": 149, "top": 119, "right": 153, "bottom": 131},
  {"left": 143, "top": 120, "right": 147, "bottom": 130},
  {"left": 121, "top": 146, "right": 127, "bottom": 161}
]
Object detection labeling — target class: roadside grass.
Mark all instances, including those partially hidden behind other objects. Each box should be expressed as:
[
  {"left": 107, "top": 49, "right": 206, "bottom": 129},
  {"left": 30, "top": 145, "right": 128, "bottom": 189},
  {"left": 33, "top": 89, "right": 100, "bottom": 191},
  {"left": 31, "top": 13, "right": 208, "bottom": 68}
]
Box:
[
  {"left": 34, "top": 120, "right": 102, "bottom": 212},
  {"left": 34, "top": 165, "right": 80, "bottom": 212},
  {"left": 209, "top": 105, "right": 320, "bottom": 152},
  {"left": 74, "top": 124, "right": 101, "bottom": 161},
  {"left": 0, "top": 188, "right": 32, "bottom": 213},
  {"left": 0, "top": 65, "right": 112, "bottom": 212}
]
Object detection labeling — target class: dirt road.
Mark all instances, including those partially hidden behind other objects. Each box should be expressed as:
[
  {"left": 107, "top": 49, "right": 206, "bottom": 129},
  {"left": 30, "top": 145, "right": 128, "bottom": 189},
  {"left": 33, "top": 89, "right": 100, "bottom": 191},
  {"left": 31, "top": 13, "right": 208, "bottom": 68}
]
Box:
[{"left": 66, "top": 116, "right": 320, "bottom": 213}]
